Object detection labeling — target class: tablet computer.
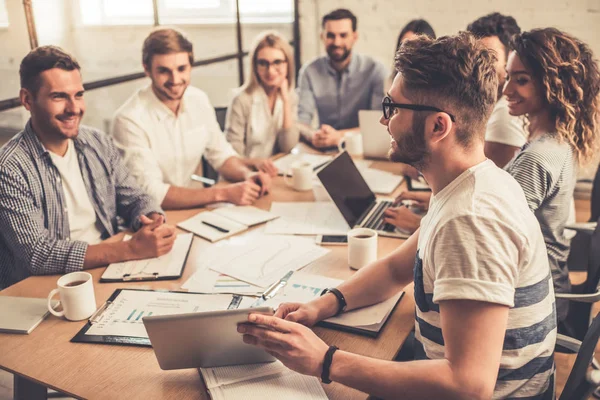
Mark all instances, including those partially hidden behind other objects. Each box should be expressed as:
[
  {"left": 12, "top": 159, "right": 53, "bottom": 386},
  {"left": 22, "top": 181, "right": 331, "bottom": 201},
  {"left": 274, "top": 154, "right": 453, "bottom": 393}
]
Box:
[{"left": 143, "top": 307, "right": 275, "bottom": 370}]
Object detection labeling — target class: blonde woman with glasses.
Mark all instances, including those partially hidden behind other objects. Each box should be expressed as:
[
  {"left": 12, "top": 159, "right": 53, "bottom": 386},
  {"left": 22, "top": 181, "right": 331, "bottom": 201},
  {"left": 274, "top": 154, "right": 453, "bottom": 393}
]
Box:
[{"left": 225, "top": 31, "right": 309, "bottom": 176}]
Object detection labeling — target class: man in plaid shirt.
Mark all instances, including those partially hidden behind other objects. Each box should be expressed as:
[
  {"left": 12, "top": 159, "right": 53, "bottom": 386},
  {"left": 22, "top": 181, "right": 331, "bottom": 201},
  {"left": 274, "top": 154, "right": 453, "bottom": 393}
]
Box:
[{"left": 0, "top": 46, "right": 176, "bottom": 290}]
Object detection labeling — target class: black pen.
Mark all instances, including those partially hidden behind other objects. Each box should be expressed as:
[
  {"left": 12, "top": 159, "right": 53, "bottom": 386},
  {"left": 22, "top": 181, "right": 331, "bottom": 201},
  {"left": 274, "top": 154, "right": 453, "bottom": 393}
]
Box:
[{"left": 201, "top": 220, "right": 230, "bottom": 233}]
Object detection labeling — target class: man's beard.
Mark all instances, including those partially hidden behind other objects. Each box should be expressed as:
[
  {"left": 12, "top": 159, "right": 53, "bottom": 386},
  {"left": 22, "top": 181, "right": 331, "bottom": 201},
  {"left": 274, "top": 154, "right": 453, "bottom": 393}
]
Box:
[
  {"left": 326, "top": 45, "right": 351, "bottom": 63},
  {"left": 388, "top": 115, "right": 430, "bottom": 170}
]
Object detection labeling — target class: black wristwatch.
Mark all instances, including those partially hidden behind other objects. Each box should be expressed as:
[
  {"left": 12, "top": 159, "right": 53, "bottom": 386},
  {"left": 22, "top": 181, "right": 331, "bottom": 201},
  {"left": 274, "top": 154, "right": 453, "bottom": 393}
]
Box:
[
  {"left": 320, "top": 287, "right": 347, "bottom": 316},
  {"left": 321, "top": 345, "right": 339, "bottom": 384}
]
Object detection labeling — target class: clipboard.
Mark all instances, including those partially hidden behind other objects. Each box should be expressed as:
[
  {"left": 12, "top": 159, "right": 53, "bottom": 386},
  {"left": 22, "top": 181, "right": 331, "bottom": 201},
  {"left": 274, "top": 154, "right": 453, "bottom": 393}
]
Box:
[
  {"left": 99, "top": 233, "right": 194, "bottom": 282},
  {"left": 71, "top": 289, "right": 246, "bottom": 347},
  {"left": 252, "top": 271, "right": 404, "bottom": 338}
]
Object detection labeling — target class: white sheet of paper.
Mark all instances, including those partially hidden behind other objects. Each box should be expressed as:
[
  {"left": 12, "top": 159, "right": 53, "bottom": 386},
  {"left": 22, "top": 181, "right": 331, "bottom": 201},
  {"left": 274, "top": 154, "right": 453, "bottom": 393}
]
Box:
[
  {"left": 201, "top": 360, "right": 288, "bottom": 389},
  {"left": 265, "top": 202, "right": 350, "bottom": 235},
  {"left": 410, "top": 176, "right": 430, "bottom": 190},
  {"left": 208, "top": 372, "right": 327, "bottom": 400},
  {"left": 101, "top": 233, "right": 193, "bottom": 280},
  {"left": 274, "top": 153, "right": 332, "bottom": 175},
  {"left": 85, "top": 291, "right": 234, "bottom": 338},
  {"left": 182, "top": 267, "right": 263, "bottom": 295},
  {"left": 206, "top": 235, "right": 329, "bottom": 288},
  {"left": 212, "top": 206, "right": 279, "bottom": 227},
  {"left": 357, "top": 167, "right": 404, "bottom": 194}
]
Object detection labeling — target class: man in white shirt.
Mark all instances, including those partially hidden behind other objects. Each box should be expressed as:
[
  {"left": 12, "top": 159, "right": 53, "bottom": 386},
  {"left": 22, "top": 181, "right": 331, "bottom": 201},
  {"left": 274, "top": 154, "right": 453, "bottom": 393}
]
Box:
[
  {"left": 238, "top": 33, "right": 555, "bottom": 399},
  {"left": 112, "top": 28, "right": 272, "bottom": 210}
]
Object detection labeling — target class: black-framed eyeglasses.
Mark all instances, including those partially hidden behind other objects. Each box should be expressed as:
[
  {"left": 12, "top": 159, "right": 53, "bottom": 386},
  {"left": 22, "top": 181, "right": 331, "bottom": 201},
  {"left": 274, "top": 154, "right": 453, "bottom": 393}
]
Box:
[
  {"left": 382, "top": 96, "right": 456, "bottom": 122},
  {"left": 256, "top": 59, "right": 287, "bottom": 70}
]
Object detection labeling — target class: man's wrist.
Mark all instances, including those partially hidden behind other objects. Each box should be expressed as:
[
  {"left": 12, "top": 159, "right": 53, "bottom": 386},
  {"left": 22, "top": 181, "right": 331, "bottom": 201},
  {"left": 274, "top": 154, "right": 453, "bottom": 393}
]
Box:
[
  {"left": 315, "top": 292, "right": 342, "bottom": 321},
  {"left": 213, "top": 186, "right": 228, "bottom": 203}
]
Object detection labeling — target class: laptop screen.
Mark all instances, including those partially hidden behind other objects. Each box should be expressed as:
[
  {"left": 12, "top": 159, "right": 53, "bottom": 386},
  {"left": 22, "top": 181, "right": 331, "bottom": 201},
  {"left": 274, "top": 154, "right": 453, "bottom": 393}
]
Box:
[{"left": 317, "top": 151, "right": 376, "bottom": 227}]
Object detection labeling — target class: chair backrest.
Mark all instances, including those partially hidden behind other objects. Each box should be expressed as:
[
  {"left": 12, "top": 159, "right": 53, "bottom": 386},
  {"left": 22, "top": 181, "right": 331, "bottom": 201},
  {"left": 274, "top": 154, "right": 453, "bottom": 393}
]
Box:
[
  {"left": 564, "top": 217, "right": 600, "bottom": 340},
  {"left": 592, "top": 164, "right": 600, "bottom": 221},
  {"left": 200, "top": 107, "right": 229, "bottom": 185},
  {"left": 560, "top": 312, "right": 600, "bottom": 400},
  {"left": 214, "top": 107, "right": 228, "bottom": 132}
]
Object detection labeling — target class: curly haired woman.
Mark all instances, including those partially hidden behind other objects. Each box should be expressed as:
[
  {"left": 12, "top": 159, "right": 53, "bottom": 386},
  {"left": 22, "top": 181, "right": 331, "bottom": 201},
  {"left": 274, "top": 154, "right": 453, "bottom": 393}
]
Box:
[{"left": 503, "top": 28, "right": 600, "bottom": 327}]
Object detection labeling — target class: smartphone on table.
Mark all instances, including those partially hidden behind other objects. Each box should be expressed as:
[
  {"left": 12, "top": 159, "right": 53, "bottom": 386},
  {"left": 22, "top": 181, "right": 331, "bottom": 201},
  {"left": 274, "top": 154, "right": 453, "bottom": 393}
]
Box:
[{"left": 315, "top": 235, "right": 348, "bottom": 245}]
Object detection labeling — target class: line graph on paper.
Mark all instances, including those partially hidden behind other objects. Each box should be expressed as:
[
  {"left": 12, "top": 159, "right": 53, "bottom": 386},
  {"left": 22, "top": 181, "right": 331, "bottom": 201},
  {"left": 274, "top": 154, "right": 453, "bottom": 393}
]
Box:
[{"left": 205, "top": 235, "right": 330, "bottom": 288}]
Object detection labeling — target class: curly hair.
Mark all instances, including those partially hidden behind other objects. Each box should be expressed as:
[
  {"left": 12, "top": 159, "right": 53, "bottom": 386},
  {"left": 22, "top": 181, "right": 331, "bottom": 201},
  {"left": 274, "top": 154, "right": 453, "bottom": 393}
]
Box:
[
  {"left": 511, "top": 28, "right": 600, "bottom": 163},
  {"left": 467, "top": 13, "right": 521, "bottom": 56},
  {"left": 395, "top": 31, "right": 498, "bottom": 146}
]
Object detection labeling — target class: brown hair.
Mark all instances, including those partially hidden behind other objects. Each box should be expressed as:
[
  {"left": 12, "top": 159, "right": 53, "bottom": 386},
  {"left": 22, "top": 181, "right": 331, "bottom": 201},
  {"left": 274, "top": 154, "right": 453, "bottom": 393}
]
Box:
[
  {"left": 511, "top": 28, "right": 600, "bottom": 164},
  {"left": 243, "top": 31, "right": 295, "bottom": 94},
  {"left": 394, "top": 32, "right": 498, "bottom": 146},
  {"left": 19, "top": 45, "right": 80, "bottom": 96},
  {"left": 142, "top": 27, "right": 193, "bottom": 69}
]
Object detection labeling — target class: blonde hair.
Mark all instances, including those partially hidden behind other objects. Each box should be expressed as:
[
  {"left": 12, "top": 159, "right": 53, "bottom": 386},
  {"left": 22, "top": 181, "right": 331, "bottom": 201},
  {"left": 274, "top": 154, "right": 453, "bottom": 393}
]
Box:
[{"left": 243, "top": 31, "right": 295, "bottom": 94}]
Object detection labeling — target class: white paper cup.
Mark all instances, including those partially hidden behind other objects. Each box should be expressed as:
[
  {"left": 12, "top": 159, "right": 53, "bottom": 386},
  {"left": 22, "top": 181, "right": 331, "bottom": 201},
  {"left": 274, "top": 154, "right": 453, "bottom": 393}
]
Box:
[
  {"left": 348, "top": 228, "right": 378, "bottom": 270},
  {"left": 47, "top": 271, "right": 96, "bottom": 321}
]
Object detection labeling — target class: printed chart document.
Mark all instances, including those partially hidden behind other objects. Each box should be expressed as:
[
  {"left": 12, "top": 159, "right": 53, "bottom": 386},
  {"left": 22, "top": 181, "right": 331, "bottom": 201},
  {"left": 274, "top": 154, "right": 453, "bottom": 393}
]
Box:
[
  {"left": 274, "top": 153, "right": 332, "bottom": 175},
  {"left": 101, "top": 233, "right": 193, "bottom": 282},
  {"left": 200, "top": 360, "right": 328, "bottom": 400},
  {"left": 178, "top": 206, "right": 278, "bottom": 242},
  {"left": 72, "top": 289, "right": 240, "bottom": 346},
  {"left": 265, "top": 202, "right": 349, "bottom": 235},
  {"left": 205, "top": 235, "right": 329, "bottom": 288}
]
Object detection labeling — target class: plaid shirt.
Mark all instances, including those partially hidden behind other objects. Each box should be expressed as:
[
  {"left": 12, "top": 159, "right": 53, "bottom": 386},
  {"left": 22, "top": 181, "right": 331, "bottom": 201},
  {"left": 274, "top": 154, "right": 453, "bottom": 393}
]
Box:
[{"left": 0, "top": 121, "right": 162, "bottom": 290}]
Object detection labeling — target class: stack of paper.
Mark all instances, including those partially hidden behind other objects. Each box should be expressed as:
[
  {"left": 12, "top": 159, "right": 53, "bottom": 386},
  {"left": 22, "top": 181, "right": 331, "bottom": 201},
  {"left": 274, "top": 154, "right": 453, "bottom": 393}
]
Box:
[
  {"left": 200, "top": 360, "right": 328, "bottom": 400},
  {"left": 0, "top": 297, "right": 58, "bottom": 334},
  {"left": 195, "top": 235, "right": 329, "bottom": 289}
]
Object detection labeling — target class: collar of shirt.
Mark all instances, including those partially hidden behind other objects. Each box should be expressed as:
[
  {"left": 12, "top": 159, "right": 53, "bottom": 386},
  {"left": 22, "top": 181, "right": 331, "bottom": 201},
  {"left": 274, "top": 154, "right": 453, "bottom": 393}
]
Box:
[
  {"left": 23, "top": 119, "right": 91, "bottom": 161},
  {"left": 325, "top": 51, "right": 358, "bottom": 77},
  {"left": 143, "top": 84, "right": 188, "bottom": 122}
]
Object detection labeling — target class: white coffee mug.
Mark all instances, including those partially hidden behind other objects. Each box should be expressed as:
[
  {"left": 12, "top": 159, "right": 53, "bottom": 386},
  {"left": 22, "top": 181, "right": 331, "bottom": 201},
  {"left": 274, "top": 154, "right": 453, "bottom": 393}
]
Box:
[
  {"left": 348, "top": 228, "right": 378, "bottom": 270},
  {"left": 338, "top": 132, "right": 364, "bottom": 156},
  {"left": 284, "top": 161, "right": 313, "bottom": 191},
  {"left": 47, "top": 271, "right": 96, "bottom": 321}
]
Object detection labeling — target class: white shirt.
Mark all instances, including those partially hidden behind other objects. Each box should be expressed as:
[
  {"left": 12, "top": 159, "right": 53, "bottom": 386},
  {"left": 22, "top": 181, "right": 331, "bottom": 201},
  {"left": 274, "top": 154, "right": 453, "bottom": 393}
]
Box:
[
  {"left": 248, "top": 88, "right": 284, "bottom": 159},
  {"left": 48, "top": 140, "right": 103, "bottom": 244},
  {"left": 111, "top": 84, "right": 238, "bottom": 204},
  {"left": 485, "top": 97, "right": 528, "bottom": 148},
  {"left": 416, "top": 160, "right": 555, "bottom": 399}
]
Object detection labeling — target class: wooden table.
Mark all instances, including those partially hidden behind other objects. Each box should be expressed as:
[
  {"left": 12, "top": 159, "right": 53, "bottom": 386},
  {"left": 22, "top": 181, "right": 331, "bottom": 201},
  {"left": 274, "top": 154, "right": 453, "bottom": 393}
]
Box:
[{"left": 0, "top": 158, "right": 416, "bottom": 400}]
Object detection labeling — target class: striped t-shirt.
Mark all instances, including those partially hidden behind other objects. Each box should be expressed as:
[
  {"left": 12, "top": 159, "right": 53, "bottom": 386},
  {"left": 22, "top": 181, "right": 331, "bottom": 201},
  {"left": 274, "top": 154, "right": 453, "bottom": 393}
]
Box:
[
  {"left": 504, "top": 135, "right": 577, "bottom": 322},
  {"left": 416, "top": 159, "right": 556, "bottom": 399}
]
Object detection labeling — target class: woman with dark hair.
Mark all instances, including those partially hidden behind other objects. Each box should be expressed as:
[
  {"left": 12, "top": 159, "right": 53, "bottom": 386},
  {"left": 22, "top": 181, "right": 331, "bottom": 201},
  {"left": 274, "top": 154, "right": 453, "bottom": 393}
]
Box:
[
  {"left": 395, "top": 19, "right": 436, "bottom": 51},
  {"left": 503, "top": 28, "right": 600, "bottom": 327},
  {"left": 389, "top": 20, "right": 436, "bottom": 86}
]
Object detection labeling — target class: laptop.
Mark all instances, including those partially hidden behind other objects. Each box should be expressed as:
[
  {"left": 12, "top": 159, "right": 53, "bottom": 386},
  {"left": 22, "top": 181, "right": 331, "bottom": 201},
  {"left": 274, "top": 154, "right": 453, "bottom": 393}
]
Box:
[
  {"left": 317, "top": 151, "right": 410, "bottom": 238},
  {"left": 143, "top": 307, "right": 275, "bottom": 370},
  {"left": 359, "top": 110, "right": 391, "bottom": 159}
]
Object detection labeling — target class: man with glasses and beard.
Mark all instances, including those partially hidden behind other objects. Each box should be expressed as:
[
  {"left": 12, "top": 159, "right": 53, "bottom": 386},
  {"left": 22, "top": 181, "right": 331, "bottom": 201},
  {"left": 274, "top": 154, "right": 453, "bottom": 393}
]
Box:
[
  {"left": 297, "top": 9, "right": 387, "bottom": 149},
  {"left": 237, "top": 33, "right": 556, "bottom": 399}
]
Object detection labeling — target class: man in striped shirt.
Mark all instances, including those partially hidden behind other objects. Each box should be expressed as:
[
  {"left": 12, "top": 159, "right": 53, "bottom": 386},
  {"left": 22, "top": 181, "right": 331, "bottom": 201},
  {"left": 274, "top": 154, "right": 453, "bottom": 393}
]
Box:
[
  {"left": 239, "top": 33, "right": 555, "bottom": 399},
  {"left": 0, "top": 46, "right": 176, "bottom": 290}
]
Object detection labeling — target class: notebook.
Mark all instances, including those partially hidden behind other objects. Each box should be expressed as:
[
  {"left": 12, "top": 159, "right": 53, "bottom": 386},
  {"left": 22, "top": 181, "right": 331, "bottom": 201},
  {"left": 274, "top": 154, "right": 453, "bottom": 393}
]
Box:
[
  {"left": 200, "top": 360, "right": 328, "bottom": 400},
  {"left": 100, "top": 233, "right": 193, "bottom": 282},
  {"left": 178, "top": 206, "right": 279, "bottom": 242},
  {"left": 0, "top": 297, "right": 58, "bottom": 334},
  {"left": 253, "top": 271, "right": 404, "bottom": 337}
]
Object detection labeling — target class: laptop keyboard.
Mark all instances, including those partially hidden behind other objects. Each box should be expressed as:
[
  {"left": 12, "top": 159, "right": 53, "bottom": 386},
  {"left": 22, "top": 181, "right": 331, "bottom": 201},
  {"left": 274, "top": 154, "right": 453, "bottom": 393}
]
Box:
[{"left": 363, "top": 201, "right": 396, "bottom": 232}]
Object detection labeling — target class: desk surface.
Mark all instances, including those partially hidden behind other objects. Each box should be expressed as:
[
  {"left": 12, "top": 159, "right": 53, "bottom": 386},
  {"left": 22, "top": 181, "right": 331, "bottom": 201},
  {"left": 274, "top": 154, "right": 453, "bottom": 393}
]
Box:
[{"left": 0, "top": 157, "right": 415, "bottom": 400}]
